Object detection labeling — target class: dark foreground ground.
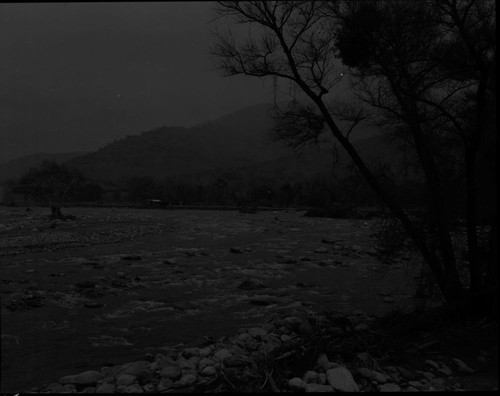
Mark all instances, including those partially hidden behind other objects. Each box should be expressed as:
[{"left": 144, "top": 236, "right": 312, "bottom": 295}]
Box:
[{"left": 0, "top": 206, "right": 497, "bottom": 392}]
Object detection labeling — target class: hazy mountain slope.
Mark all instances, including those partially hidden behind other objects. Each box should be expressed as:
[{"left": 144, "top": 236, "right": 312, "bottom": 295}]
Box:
[
  {"left": 66, "top": 103, "right": 387, "bottom": 185},
  {"left": 0, "top": 152, "right": 86, "bottom": 183}
]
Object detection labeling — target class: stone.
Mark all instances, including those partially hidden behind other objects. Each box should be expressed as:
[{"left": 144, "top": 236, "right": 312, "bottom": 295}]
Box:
[
  {"left": 213, "top": 348, "right": 233, "bottom": 361},
  {"left": 303, "top": 370, "right": 320, "bottom": 383},
  {"left": 248, "top": 327, "right": 268, "bottom": 339},
  {"left": 157, "top": 378, "right": 173, "bottom": 391},
  {"left": 288, "top": 377, "right": 307, "bottom": 390},
  {"left": 224, "top": 356, "right": 249, "bottom": 368},
  {"left": 182, "top": 347, "right": 200, "bottom": 358},
  {"left": 198, "top": 347, "right": 212, "bottom": 358},
  {"left": 81, "top": 387, "right": 96, "bottom": 393},
  {"left": 421, "top": 371, "right": 435, "bottom": 380},
  {"left": 200, "top": 366, "right": 217, "bottom": 376},
  {"left": 314, "top": 247, "right": 329, "bottom": 253},
  {"left": 353, "top": 352, "right": 382, "bottom": 371},
  {"left": 326, "top": 367, "right": 360, "bottom": 392},
  {"left": 124, "top": 383, "right": 144, "bottom": 393},
  {"left": 372, "top": 370, "right": 388, "bottom": 383},
  {"left": 116, "top": 374, "right": 136, "bottom": 387},
  {"left": 284, "top": 316, "right": 303, "bottom": 329},
  {"left": 358, "top": 367, "right": 373, "bottom": 379},
  {"left": 452, "top": 358, "right": 474, "bottom": 374},
  {"left": 305, "top": 383, "right": 335, "bottom": 392},
  {"left": 437, "top": 366, "right": 453, "bottom": 376},
  {"left": 159, "top": 366, "right": 181, "bottom": 380},
  {"left": 397, "top": 366, "right": 415, "bottom": 380},
  {"left": 142, "top": 383, "right": 156, "bottom": 392},
  {"left": 378, "top": 383, "right": 401, "bottom": 392},
  {"left": 177, "top": 374, "right": 197, "bottom": 386},
  {"left": 425, "top": 359, "right": 440, "bottom": 370},
  {"left": 318, "top": 373, "right": 327, "bottom": 385},
  {"left": 96, "top": 376, "right": 115, "bottom": 385},
  {"left": 119, "top": 360, "right": 151, "bottom": 377},
  {"left": 198, "top": 357, "right": 215, "bottom": 371},
  {"left": 154, "top": 353, "right": 176, "bottom": 369},
  {"left": 95, "top": 383, "right": 115, "bottom": 393},
  {"left": 59, "top": 371, "right": 104, "bottom": 385},
  {"left": 44, "top": 383, "right": 66, "bottom": 392},
  {"left": 177, "top": 358, "right": 196, "bottom": 371},
  {"left": 404, "top": 386, "right": 420, "bottom": 391}
]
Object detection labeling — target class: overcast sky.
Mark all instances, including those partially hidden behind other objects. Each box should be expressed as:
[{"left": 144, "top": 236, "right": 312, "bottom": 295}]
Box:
[{"left": 0, "top": 2, "right": 276, "bottom": 163}]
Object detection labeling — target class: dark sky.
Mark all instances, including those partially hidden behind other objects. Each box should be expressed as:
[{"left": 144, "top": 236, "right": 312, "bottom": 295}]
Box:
[{"left": 0, "top": 2, "right": 275, "bottom": 163}]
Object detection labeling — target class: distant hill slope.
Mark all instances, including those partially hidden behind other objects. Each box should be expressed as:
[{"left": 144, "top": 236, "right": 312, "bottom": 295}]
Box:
[
  {"left": 66, "top": 103, "right": 387, "bottom": 185},
  {"left": 0, "top": 152, "right": 86, "bottom": 183}
]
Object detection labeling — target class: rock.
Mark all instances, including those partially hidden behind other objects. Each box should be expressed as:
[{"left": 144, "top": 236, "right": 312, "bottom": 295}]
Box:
[
  {"left": 116, "top": 374, "right": 136, "bottom": 387},
  {"left": 397, "top": 366, "right": 415, "bottom": 380},
  {"left": 213, "top": 348, "right": 233, "bottom": 361},
  {"left": 408, "top": 380, "right": 424, "bottom": 389},
  {"left": 358, "top": 367, "right": 373, "bottom": 379},
  {"left": 44, "top": 383, "right": 66, "bottom": 392},
  {"left": 182, "top": 347, "right": 200, "bottom": 358},
  {"left": 305, "top": 383, "right": 335, "bottom": 392},
  {"left": 284, "top": 316, "right": 303, "bottom": 329},
  {"left": 424, "top": 359, "right": 440, "bottom": 369},
  {"left": 326, "top": 367, "right": 360, "bottom": 392},
  {"left": 198, "top": 357, "right": 215, "bottom": 371},
  {"left": 378, "top": 383, "right": 401, "bottom": 392},
  {"left": 404, "top": 386, "right": 420, "bottom": 391},
  {"left": 452, "top": 358, "right": 474, "bottom": 374},
  {"left": 198, "top": 347, "right": 212, "bottom": 358},
  {"left": 372, "top": 370, "right": 388, "bottom": 383},
  {"left": 248, "top": 327, "right": 268, "bottom": 339},
  {"left": 224, "top": 356, "right": 249, "bottom": 368},
  {"left": 154, "top": 353, "right": 176, "bottom": 369},
  {"left": 288, "top": 377, "right": 307, "bottom": 391},
  {"left": 142, "top": 383, "right": 156, "bottom": 392},
  {"left": 59, "top": 370, "right": 104, "bottom": 385},
  {"left": 177, "top": 358, "right": 196, "bottom": 371},
  {"left": 314, "top": 247, "right": 328, "bottom": 253},
  {"left": 230, "top": 247, "right": 243, "bottom": 253},
  {"left": 159, "top": 366, "right": 181, "bottom": 380},
  {"left": 318, "top": 373, "right": 327, "bottom": 385},
  {"left": 201, "top": 366, "right": 217, "bottom": 376},
  {"left": 353, "top": 352, "right": 382, "bottom": 371},
  {"left": 95, "top": 383, "right": 116, "bottom": 393},
  {"left": 177, "top": 374, "right": 197, "bottom": 386},
  {"left": 124, "top": 383, "right": 143, "bottom": 393},
  {"left": 81, "top": 386, "right": 96, "bottom": 393},
  {"left": 421, "top": 371, "right": 435, "bottom": 380},
  {"left": 157, "top": 378, "right": 173, "bottom": 391},
  {"left": 303, "top": 370, "right": 320, "bottom": 383},
  {"left": 437, "top": 366, "right": 453, "bottom": 376},
  {"left": 120, "top": 361, "right": 151, "bottom": 377}
]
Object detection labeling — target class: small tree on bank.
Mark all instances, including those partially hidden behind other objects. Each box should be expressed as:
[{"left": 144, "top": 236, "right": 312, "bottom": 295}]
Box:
[
  {"left": 19, "top": 160, "right": 84, "bottom": 219},
  {"left": 211, "top": 0, "right": 496, "bottom": 311}
]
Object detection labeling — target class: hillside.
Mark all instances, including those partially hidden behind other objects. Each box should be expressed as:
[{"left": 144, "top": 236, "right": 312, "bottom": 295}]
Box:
[{"left": 66, "top": 103, "right": 388, "bottom": 185}]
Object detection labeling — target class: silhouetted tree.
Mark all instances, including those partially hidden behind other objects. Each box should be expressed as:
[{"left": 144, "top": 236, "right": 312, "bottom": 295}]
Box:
[
  {"left": 211, "top": 1, "right": 496, "bottom": 308},
  {"left": 19, "top": 161, "right": 84, "bottom": 219}
]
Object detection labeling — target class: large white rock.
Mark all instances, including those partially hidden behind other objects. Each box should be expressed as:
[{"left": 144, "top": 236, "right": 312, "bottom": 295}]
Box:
[{"left": 326, "top": 367, "right": 360, "bottom": 392}]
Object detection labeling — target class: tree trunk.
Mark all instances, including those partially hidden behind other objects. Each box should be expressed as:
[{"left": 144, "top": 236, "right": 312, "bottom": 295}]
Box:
[{"left": 50, "top": 203, "right": 63, "bottom": 219}]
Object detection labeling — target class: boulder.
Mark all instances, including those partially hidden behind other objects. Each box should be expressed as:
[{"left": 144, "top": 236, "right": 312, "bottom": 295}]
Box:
[
  {"left": 116, "top": 374, "right": 136, "bottom": 387},
  {"left": 95, "top": 383, "right": 116, "bottom": 393},
  {"left": 248, "top": 327, "right": 268, "bottom": 339},
  {"left": 119, "top": 360, "right": 151, "bottom": 377},
  {"left": 288, "top": 377, "right": 307, "bottom": 391},
  {"left": 378, "top": 383, "right": 401, "bottom": 392},
  {"left": 159, "top": 366, "right": 181, "bottom": 380},
  {"left": 177, "top": 374, "right": 197, "bottom": 386},
  {"left": 124, "top": 383, "right": 144, "bottom": 393},
  {"left": 326, "top": 367, "right": 360, "bottom": 392},
  {"left": 201, "top": 366, "right": 217, "bottom": 376},
  {"left": 305, "top": 383, "right": 335, "bottom": 392},
  {"left": 59, "top": 371, "right": 104, "bottom": 385},
  {"left": 157, "top": 378, "right": 173, "bottom": 391}
]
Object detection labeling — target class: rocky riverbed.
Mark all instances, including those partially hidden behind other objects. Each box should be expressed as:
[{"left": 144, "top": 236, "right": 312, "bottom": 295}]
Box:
[{"left": 1, "top": 206, "right": 497, "bottom": 392}]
